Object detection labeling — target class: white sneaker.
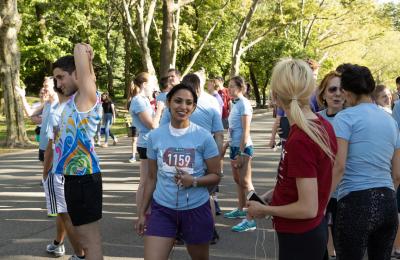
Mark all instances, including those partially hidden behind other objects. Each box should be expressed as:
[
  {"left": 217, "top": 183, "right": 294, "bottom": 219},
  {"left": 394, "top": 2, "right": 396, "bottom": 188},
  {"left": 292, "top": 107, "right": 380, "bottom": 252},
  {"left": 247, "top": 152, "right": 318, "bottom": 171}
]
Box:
[
  {"left": 129, "top": 156, "right": 136, "bottom": 163},
  {"left": 46, "top": 241, "right": 65, "bottom": 257},
  {"left": 69, "top": 254, "right": 85, "bottom": 260}
]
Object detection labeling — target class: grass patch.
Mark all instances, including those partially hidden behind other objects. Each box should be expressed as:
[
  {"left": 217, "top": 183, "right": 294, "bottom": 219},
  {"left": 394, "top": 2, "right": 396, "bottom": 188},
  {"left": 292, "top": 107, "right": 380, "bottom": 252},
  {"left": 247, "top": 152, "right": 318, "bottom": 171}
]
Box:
[{"left": 0, "top": 96, "right": 131, "bottom": 154}]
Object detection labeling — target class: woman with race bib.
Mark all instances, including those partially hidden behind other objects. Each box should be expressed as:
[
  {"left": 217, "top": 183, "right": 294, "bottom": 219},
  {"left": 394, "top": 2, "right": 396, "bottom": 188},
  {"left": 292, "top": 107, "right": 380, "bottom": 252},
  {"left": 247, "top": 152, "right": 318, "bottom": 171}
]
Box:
[{"left": 135, "top": 83, "right": 221, "bottom": 260}]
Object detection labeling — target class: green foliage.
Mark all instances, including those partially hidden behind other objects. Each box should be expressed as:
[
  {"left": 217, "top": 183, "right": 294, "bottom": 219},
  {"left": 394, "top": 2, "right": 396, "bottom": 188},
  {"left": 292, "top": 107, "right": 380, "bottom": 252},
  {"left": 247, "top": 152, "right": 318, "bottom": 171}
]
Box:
[{"left": 16, "top": 0, "right": 400, "bottom": 97}]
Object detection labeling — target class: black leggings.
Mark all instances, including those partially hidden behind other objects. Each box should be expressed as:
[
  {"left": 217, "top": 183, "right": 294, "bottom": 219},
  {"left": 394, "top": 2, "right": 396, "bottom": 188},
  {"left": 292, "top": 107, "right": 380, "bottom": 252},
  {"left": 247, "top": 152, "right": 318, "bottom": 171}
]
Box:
[
  {"left": 277, "top": 218, "right": 328, "bottom": 260},
  {"left": 335, "top": 187, "right": 398, "bottom": 260}
]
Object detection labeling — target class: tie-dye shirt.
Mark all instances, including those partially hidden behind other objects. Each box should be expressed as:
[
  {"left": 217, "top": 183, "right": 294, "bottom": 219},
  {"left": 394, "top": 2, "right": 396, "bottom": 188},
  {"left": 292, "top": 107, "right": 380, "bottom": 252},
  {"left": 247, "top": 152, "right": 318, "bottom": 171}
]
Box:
[{"left": 53, "top": 93, "right": 102, "bottom": 176}]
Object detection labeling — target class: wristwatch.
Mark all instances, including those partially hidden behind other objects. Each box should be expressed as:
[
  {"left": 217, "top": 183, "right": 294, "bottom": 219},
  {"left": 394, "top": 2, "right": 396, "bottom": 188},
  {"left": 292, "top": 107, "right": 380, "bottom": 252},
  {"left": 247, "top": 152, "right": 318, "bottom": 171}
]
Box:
[{"left": 192, "top": 176, "right": 198, "bottom": 187}]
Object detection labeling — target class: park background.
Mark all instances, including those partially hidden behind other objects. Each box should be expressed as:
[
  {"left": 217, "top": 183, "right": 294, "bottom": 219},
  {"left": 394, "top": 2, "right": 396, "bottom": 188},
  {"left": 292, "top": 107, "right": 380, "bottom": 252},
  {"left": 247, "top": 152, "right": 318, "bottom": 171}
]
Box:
[{"left": 1, "top": 0, "right": 400, "bottom": 150}]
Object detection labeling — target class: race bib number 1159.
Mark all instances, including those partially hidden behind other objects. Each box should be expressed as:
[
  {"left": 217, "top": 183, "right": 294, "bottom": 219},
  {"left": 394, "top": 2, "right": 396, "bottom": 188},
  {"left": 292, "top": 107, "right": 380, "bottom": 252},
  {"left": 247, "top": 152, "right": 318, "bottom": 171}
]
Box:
[{"left": 162, "top": 148, "right": 195, "bottom": 174}]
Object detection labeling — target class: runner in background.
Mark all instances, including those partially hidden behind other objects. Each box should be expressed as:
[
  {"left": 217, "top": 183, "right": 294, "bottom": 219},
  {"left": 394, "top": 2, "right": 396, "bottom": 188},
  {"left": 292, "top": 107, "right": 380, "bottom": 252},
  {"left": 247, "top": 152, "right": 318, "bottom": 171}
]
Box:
[
  {"left": 127, "top": 82, "right": 140, "bottom": 163},
  {"left": 215, "top": 76, "right": 231, "bottom": 130},
  {"left": 129, "top": 72, "right": 164, "bottom": 213},
  {"left": 317, "top": 70, "right": 345, "bottom": 260},
  {"left": 224, "top": 76, "right": 256, "bottom": 233}
]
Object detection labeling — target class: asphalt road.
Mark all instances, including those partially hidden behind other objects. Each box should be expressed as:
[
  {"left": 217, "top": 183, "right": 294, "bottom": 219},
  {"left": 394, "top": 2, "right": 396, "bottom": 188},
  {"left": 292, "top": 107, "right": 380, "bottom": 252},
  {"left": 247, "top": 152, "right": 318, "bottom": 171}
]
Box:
[{"left": 0, "top": 111, "right": 281, "bottom": 260}]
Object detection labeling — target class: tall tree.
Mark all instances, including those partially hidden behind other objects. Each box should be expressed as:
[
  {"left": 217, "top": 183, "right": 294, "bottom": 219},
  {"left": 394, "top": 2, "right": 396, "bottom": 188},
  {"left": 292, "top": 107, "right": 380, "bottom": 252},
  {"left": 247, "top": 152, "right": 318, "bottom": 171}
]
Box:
[
  {"left": 229, "top": 0, "right": 261, "bottom": 77},
  {"left": 0, "top": 0, "right": 30, "bottom": 147}
]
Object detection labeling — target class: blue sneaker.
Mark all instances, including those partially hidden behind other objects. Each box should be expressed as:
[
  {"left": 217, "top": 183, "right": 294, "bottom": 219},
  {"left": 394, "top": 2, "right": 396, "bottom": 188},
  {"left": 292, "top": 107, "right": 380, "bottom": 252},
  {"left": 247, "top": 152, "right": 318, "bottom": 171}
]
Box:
[
  {"left": 224, "top": 208, "right": 247, "bottom": 219},
  {"left": 231, "top": 219, "right": 256, "bottom": 232}
]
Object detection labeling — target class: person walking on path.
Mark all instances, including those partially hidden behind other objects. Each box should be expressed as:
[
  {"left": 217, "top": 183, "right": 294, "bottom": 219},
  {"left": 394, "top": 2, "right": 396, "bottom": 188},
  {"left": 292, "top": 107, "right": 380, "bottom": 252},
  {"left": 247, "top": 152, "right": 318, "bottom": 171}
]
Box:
[{"left": 100, "top": 92, "right": 118, "bottom": 147}]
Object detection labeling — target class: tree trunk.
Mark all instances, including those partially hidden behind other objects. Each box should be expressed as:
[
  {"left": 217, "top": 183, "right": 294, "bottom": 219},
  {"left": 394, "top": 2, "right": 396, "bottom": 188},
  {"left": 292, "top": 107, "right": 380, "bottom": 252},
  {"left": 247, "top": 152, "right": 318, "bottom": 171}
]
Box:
[
  {"left": 229, "top": 0, "right": 261, "bottom": 77},
  {"left": 105, "top": 2, "right": 117, "bottom": 97},
  {"left": 261, "top": 73, "right": 270, "bottom": 107},
  {"left": 123, "top": 24, "right": 132, "bottom": 98},
  {"left": 0, "top": 0, "right": 30, "bottom": 147},
  {"left": 106, "top": 29, "right": 115, "bottom": 97},
  {"left": 159, "top": 0, "right": 174, "bottom": 77},
  {"left": 249, "top": 64, "right": 261, "bottom": 108},
  {"left": 171, "top": 2, "right": 180, "bottom": 69},
  {"left": 34, "top": 2, "right": 51, "bottom": 73},
  {"left": 136, "top": 0, "right": 156, "bottom": 75}
]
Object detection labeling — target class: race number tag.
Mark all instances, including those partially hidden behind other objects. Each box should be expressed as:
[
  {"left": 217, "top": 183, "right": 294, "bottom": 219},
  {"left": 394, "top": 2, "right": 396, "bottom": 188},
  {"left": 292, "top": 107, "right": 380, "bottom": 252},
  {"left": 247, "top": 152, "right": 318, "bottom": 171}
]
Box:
[{"left": 162, "top": 148, "right": 195, "bottom": 175}]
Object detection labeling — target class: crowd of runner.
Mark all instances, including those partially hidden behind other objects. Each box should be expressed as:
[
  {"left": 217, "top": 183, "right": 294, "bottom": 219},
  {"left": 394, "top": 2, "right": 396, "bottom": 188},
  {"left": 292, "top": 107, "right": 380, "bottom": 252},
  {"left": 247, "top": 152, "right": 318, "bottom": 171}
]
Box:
[{"left": 17, "top": 43, "right": 400, "bottom": 260}]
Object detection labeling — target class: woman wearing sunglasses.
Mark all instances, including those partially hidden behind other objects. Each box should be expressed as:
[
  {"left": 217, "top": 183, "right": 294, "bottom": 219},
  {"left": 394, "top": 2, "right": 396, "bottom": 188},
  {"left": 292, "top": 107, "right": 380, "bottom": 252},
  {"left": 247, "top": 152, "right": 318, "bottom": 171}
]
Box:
[{"left": 316, "top": 70, "right": 345, "bottom": 259}]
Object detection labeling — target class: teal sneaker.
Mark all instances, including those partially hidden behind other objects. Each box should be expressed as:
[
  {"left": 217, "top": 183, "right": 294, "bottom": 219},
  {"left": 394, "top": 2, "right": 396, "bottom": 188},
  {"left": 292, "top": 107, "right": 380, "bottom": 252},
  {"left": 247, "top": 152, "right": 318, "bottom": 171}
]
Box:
[
  {"left": 223, "top": 208, "right": 247, "bottom": 219},
  {"left": 231, "top": 219, "right": 256, "bottom": 232}
]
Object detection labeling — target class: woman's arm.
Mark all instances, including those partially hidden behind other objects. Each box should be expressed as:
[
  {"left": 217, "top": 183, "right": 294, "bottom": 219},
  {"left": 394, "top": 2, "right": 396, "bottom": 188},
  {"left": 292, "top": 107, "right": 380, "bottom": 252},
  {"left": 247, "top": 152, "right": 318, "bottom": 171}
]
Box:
[
  {"left": 331, "top": 138, "right": 348, "bottom": 194},
  {"left": 268, "top": 116, "right": 280, "bottom": 148},
  {"left": 247, "top": 178, "right": 318, "bottom": 219},
  {"left": 136, "top": 159, "right": 157, "bottom": 236},
  {"left": 391, "top": 149, "right": 400, "bottom": 189},
  {"left": 240, "top": 115, "right": 251, "bottom": 152},
  {"left": 138, "top": 101, "right": 165, "bottom": 129},
  {"left": 15, "top": 86, "right": 44, "bottom": 117}
]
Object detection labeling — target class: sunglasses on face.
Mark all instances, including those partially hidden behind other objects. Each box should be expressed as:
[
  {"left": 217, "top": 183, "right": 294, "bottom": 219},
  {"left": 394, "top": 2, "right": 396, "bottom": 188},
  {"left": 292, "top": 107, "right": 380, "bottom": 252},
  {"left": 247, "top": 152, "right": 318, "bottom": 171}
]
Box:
[{"left": 327, "top": 86, "right": 344, "bottom": 94}]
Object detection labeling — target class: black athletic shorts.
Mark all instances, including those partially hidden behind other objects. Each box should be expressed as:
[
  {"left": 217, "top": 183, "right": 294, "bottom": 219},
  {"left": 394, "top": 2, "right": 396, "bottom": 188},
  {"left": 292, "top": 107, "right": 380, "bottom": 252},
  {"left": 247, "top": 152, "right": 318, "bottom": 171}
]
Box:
[
  {"left": 130, "top": 126, "right": 138, "bottom": 137},
  {"left": 38, "top": 149, "right": 45, "bottom": 162},
  {"left": 137, "top": 147, "right": 148, "bottom": 159},
  {"left": 64, "top": 173, "right": 103, "bottom": 226}
]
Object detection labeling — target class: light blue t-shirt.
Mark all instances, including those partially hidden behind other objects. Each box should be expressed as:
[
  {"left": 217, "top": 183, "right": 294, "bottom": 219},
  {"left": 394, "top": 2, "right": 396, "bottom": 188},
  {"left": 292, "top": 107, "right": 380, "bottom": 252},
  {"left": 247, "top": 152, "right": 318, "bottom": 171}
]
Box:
[
  {"left": 333, "top": 103, "right": 400, "bottom": 200},
  {"left": 392, "top": 100, "right": 400, "bottom": 128},
  {"left": 228, "top": 96, "right": 253, "bottom": 147},
  {"left": 147, "top": 123, "right": 219, "bottom": 210},
  {"left": 39, "top": 100, "right": 58, "bottom": 150},
  {"left": 160, "top": 93, "right": 223, "bottom": 133},
  {"left": 129, "top": 95, "right": 154, "bottom": 148},
  {"left": 318, "top": 109, "right": 336, "bottom": 125},
  {"left": 156, "top": 92, "right": 168, "bottom": 103}
]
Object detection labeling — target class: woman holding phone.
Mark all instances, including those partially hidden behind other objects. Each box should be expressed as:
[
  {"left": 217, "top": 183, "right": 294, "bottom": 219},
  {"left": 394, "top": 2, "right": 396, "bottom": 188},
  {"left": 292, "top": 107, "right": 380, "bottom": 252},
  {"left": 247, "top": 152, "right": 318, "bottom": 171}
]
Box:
[
  {"left": 247, "top": 58, "right": 337, "bottom": 260},
  {"left": 136, "top": 84, "right": 221, "bottom": 260}
]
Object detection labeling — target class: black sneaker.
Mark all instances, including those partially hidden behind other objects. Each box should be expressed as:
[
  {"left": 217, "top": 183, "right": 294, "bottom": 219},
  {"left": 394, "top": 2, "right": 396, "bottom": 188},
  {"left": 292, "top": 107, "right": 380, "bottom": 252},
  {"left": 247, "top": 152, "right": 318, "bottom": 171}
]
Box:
[
  {"left": 175, "top": 234, "right": 184, "bottom": 245},
  {"left": 210, "top": 229, "right": 220, "bottom": 245},
  {"left": 214, "top": 200, "right": 222, "bottom": 216}
]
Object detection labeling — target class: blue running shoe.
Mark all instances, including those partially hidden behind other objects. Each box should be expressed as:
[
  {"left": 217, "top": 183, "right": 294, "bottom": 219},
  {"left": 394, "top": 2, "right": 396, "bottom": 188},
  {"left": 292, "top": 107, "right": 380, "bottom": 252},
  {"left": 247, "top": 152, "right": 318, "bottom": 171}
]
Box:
[
  {"left": 223, "top": 208, "right": 246, "bottom": 219},
  {"left": 231, "top": 219, "right": 256, "bottom": 232}
]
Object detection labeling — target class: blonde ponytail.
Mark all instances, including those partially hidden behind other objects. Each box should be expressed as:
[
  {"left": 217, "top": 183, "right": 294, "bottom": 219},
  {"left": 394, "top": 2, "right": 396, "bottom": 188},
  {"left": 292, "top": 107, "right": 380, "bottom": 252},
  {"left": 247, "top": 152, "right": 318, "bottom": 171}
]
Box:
[{"left": 271, "top": 58, "right": 334, "bottom": 161}]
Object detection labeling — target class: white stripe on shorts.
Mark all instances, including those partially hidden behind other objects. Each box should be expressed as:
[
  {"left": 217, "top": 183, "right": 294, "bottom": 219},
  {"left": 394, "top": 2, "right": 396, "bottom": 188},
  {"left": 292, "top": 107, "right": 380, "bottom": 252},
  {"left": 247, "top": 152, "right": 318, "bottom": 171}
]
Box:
[{"left": 43, "top": 173, "right": 67, "bottom": 214}]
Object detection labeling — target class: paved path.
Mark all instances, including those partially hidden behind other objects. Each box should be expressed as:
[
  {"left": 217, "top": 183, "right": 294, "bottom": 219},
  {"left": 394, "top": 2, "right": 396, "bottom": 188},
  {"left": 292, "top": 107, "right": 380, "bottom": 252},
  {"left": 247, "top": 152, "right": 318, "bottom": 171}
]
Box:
[{"left": 0, "top": 111, "right": 281, "bottom": 260}]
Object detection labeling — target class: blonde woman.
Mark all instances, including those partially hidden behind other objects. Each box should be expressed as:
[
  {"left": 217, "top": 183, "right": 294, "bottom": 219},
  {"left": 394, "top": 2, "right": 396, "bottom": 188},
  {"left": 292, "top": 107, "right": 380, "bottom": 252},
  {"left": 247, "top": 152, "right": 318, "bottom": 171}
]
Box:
[{"left": 247, "top": 58, "right": 337, "bottom": 260}]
